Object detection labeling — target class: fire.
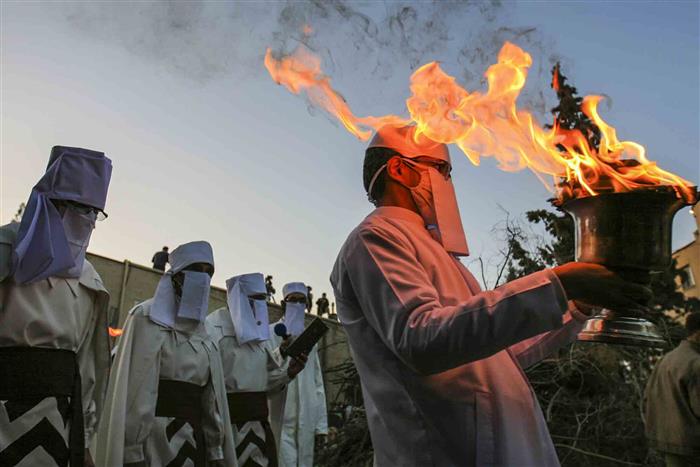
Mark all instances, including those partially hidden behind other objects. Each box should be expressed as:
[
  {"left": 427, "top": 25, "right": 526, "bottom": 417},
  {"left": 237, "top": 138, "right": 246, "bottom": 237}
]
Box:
[
  {"left": 108, "top": 327, "right": 123, "bottom": 337},
  {"left": 264, "top": 42, "right": 696, "bottom": 203}
]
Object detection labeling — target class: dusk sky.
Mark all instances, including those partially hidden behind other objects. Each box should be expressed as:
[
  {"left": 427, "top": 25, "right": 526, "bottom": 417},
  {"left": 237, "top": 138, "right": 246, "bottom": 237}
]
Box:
[{"left": 2, "top": 1, "right": 698, "bottom": 304}]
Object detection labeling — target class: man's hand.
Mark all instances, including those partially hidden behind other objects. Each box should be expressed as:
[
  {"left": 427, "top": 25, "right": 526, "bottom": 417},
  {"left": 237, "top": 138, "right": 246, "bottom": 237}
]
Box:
[
  {"left": 553, "top": 262, "right": 652, "bottom": 312},
  {"left": 287, "top": 353, "right": 308, "bottom": 379}
]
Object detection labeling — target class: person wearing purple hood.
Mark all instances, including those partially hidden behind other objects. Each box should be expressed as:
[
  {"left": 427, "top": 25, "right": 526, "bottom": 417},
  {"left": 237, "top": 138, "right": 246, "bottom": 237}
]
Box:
[{"left": 0, "top": 146, "right": 112, "bottom": 467}]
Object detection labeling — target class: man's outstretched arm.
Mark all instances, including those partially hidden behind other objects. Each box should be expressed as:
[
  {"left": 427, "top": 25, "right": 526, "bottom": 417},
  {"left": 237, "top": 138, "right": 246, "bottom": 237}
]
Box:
[{"left": 342, "top": 225, "right": 570, "bottom": 375}]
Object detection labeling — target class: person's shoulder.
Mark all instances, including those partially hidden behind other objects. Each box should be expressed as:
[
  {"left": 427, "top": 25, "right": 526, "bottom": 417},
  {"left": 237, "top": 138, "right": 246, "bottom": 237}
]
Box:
[
  {"left": 343, "top": 213, "right": 398, "bottom": 245},
  {"left": 129, "top": 299, "right": 154, "bottom": 318},
  {"left": 0, "top": 223, "right": 19, "bottom": 283},
  {"left": 79, "top": 259, "right": 109, "bottom": 295},
  {"left": 0, "top": 222, "right": 19, "bottom": 246},
  {"left": 205, "top": 307, "right": 228, "bottom": 325}
]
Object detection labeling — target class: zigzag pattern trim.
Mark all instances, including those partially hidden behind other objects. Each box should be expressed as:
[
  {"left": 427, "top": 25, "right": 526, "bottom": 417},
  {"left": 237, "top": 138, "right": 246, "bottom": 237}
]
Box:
[{"left": 0, "top": 418, "right": 69, "bottom": 466}]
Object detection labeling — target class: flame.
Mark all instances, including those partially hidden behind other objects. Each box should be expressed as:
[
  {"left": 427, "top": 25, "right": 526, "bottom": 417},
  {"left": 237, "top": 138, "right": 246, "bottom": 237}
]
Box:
[
  {"left": 108, "top": 327, "right": 123, "bottom": 337},
  {"left": 264, "top": 42, "right": 696, "bottom": 203}
]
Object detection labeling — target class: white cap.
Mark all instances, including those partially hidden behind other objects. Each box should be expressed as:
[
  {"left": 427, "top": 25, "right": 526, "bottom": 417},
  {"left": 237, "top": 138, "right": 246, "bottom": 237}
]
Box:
[
  {"left": 167, "top": 241, "right": 214, "bottom": 274},
  {"left": 368, "top": 124, "right": 451, "bottom": 163},
  {"left": 283, "top": 282, "right": 307, "bottom": 299}
]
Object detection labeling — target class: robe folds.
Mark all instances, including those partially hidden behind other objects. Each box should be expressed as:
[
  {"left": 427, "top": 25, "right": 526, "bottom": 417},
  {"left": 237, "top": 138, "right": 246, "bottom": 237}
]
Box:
[
  {"left": 330, "top": 206, "right": 587, "bottom": 467},
  {"left": 0, "top": 222, "right": 111, "bottom": 467},
  {"left": 95, "top": 301, "right": 236, "bottom": 467},
  {"left": 269, "top": 325, "right": 328, "bottom": 467}
]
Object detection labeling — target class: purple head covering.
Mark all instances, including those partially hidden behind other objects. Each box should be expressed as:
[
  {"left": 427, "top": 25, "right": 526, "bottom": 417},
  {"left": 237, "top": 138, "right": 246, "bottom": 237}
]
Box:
[{"left": 11, "top": 146, "right": 112, "bottom": 284}]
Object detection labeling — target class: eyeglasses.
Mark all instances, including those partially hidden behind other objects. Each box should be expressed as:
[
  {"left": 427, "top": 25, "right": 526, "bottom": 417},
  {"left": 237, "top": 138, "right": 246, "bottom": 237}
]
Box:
[
  {"left": 403, "top": 157, "right": 452, "bottom": 180},
  {"left": 61, "top": 200, "right": 108, "bottom": 221}
]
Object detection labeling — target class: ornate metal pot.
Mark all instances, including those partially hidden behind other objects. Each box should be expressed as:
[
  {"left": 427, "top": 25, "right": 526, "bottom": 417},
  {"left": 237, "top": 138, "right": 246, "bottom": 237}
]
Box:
[{"left": 560, "top": 187, "right": 698, "bottom": 347}]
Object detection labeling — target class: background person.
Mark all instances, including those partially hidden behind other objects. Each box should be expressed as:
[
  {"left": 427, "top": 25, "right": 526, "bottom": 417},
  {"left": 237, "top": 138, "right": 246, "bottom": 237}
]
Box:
[
  {"left": 315, "top": 293, "right": 330, "bottom": 317},
  {"left": 645, "top": 312, "right": 700, "bottom": 467},
  {"left": 0, "top": 146, "right": 112, "bottom": 467},
  {"left": 151, "top": 246, "right": 169, "bottom": 271},
  {"left": 306, "top": 286, "right": 313, "bottom": 313}
]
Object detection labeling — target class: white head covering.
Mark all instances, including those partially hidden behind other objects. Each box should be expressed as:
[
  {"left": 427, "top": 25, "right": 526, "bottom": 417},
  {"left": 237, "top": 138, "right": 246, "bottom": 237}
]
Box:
[
  {"left": 366, "top": 124, "right": 469, "bottom": 256},
  {"left": 227, "top": 273, "right": 270, "bottom": 345},
  {"left": 149, "top": 241, "right": 214, "bottom": 328},
  {"left": 282, "top": 281, "right": 308, "bottom": 336},
  {"left": 283, "top": 282, "right": 307, "bottom": 298}
]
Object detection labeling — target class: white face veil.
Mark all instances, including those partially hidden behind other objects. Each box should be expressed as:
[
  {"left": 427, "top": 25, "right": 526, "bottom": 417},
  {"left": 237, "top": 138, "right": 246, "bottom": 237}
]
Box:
[
  {"left": 149, "top": 241, "right": 214, "bottom": 328},
  {"left": 226, "top": 273, "right": 270, "bottom": 345},
  {"left": 282, "top": 282, "right": 307, "bottom": 336},
  {"left": 366, "top": 125, "right": 469, "bottom": 257}
]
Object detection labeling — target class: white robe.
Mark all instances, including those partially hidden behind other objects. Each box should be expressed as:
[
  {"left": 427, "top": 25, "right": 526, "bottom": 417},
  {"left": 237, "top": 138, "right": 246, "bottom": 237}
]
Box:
[
  {"left": 205, "top": 308, "right": 289, "bottom": 394},
  {"left": 95, "top": 300, "right": 236, "bottom": 466},
  {"left": 269, "top": 324, "right": 328, "bottom": 467},
  {"left": 0, "top": 222, "right": 110, "bottom": 466},
  {"left": 330, "top": 206, "right": 587, "bottom": 467},
  {"left": 205, "top": 308, "right": 288, "bottom": 466}
]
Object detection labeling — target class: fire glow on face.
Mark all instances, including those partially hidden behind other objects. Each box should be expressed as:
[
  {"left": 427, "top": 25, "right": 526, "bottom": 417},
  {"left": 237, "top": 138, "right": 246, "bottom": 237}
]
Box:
[{"left": 264, "top": 42, "right": 695, "bottom": 204}]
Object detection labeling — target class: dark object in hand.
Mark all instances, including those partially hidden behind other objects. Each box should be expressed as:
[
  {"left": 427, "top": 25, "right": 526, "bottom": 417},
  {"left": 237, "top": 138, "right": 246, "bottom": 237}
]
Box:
[{"left": 281, "top": 318, "right": 328, "bottom": 358}]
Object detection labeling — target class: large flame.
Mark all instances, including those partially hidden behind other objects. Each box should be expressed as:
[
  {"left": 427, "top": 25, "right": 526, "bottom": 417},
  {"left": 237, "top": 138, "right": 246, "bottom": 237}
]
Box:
[{"left": 264, "top": 43, "right": 695, "bottom": 203}]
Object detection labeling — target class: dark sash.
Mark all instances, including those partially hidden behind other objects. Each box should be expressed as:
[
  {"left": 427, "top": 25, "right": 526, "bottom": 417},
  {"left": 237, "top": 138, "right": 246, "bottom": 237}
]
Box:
[
  {"left": 155, "top": 379, "right": 206, "bottom": 467},
  {"left": 0, "top": 347, "right": 83, "bottom": 467},
  {"left": 227, "top": 391, "right": 278, "bottom": 467},
  {"left": 227, "top": 391, "right": 269, "bottom": 423}
]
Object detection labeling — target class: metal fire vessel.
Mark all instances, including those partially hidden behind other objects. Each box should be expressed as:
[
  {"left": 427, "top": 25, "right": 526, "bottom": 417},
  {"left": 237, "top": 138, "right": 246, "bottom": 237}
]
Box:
[{"left": 560, "top": 187, "right": 698, "bottom": 347}]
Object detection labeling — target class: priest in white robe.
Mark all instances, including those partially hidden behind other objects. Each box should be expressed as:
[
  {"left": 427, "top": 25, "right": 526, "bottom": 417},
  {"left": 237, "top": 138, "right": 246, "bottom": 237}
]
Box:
[
  {"left": 96, "top": 241, "right": 235, "bottom": 467},
  {"left": 268, "top": 282, "right": 328, "bottom": 467},
  {"left": 206, "top": 273, "right": 305, "bottom": 467},
  {"left": 0, "top": 146, "right": 112, "bottom": 467},
  {"left": 330, "top": 125, "right": 653, "bottom": 467}
]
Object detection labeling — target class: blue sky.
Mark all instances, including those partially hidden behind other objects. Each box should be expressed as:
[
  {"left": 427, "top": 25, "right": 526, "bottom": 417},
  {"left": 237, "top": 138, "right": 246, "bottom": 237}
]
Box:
[{"left": 2, "top": 1, "right": 698, "bottom": 303}]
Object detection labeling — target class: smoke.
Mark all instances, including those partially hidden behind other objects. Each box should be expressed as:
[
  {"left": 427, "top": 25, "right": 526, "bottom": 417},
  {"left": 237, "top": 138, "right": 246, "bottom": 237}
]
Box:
[{"left": 62, "top": 1, "right": 561, "bottom": 118}]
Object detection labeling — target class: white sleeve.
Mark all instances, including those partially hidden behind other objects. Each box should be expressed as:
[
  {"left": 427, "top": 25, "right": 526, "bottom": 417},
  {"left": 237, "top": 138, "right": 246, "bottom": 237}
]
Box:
[
  {"left": 201, "top": 349, "right": 225, "bottom": 462},
  {"left": 266, "top": 344, "right": 291, "bottom": 392},
  {"left": 313, "top": 352, "right": 328, "bottom": 435},
  {"left": 507, "top": 301, "right": 587, "bottom": 369},
  {"left": 76, "top": 292, "right": 100, "bottom": 444},
  {"left": 339, "top": 225, "right": 569, "bottom": 375},
  {"left": 120, "top": 313, "right": 161, "bottom": 463}
]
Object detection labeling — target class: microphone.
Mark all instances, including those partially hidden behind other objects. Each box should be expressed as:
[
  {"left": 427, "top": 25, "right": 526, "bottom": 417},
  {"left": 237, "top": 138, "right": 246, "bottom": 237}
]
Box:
[
  {"left": 274, "top": 323, "right": 292, "bottom": 358},
  {"left": 274, "top": 322, "right": 290, "bottom": 339}
]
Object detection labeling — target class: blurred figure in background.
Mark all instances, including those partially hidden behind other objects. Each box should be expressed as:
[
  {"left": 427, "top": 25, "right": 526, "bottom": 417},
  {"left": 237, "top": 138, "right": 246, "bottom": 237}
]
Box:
[
  {"left": 306, "top": 286, "right": 313, "bottom": 313},
  {"left": 151, "top": 246, "right": 169, "bottom": 271},
  {"left": 265, "top": 275, "right": 276, "bottom": 303},
  {"left": 316, "top": 293, "right": 330, "bottom": 318},
  {"left": 0, "top": 146, "right": 112, "bottom": 467},
  {"left": 645, "top": 312, "right": 700, "bottom": 467}
]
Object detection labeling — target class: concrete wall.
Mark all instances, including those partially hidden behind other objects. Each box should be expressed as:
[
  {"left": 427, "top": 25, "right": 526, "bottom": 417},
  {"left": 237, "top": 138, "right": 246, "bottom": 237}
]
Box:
[{"left": 86, "top": 252, "right": 352, "bottom": 404}]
